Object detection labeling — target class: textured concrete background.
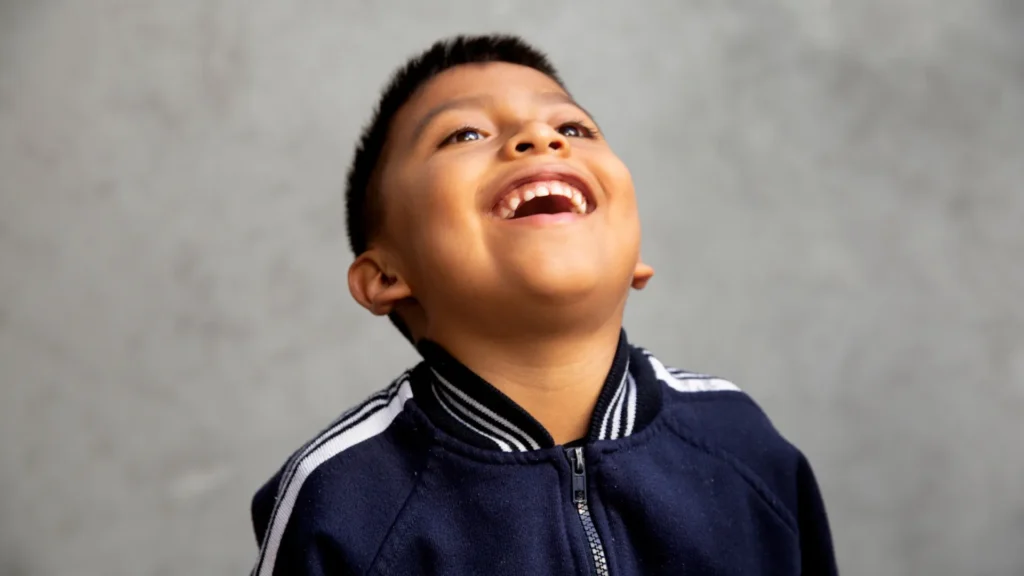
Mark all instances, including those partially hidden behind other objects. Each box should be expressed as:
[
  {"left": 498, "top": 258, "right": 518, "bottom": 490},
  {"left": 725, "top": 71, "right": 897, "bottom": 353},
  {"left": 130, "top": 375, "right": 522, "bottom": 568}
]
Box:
[{"left": 1, "top": 1, "right": 1022, "bottom": 574}]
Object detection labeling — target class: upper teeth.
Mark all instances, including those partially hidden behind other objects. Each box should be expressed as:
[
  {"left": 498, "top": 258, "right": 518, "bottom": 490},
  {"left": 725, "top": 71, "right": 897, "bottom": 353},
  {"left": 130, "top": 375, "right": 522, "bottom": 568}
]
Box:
[{"left": 497, "top": 180, "right": 588, "bottom": 219}]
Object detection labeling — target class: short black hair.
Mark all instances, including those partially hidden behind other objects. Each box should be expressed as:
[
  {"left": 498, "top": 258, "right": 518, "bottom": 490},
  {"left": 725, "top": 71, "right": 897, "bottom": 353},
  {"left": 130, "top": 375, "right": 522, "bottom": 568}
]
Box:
[{"left": 344, "top": 34, "right": 565, "bottom": 342}]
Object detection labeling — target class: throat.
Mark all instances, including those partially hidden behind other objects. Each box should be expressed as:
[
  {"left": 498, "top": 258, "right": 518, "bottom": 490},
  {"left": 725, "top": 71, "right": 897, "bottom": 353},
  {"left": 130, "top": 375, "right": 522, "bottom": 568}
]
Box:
[{"left": 501, "top": 372, "right": 602, "bottom": 445}]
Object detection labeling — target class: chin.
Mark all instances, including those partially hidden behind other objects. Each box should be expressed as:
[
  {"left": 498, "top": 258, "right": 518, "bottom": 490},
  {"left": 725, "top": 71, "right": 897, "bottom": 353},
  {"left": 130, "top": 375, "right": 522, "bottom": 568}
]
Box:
[{"left": 510, "top": 259, "right": 626, "bottom": 304}]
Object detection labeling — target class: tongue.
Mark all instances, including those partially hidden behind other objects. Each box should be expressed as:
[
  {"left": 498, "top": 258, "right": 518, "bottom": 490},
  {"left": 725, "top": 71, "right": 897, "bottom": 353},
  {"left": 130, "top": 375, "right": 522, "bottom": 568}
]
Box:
[{"left": 513, "top": 195, "right": 574, "bottom": 219}]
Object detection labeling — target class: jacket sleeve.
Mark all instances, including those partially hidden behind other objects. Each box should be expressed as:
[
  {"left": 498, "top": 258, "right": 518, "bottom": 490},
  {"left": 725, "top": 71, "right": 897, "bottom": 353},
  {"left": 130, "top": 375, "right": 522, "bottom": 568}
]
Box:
[
  {"left": 251, "top": 468, "right": 282, "bottom": 548},
  {"left": 249, "top": 469, "right": 343, "bottom": 576},
  {"left": 795, "top": 453, "right": 839, "bottom": 575}
]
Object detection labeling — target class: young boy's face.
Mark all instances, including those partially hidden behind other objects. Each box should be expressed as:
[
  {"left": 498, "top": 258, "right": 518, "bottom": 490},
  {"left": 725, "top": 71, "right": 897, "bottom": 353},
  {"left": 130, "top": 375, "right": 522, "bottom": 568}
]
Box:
[{"left": 367, "top": 62, "right": 649, "bottom": 338}]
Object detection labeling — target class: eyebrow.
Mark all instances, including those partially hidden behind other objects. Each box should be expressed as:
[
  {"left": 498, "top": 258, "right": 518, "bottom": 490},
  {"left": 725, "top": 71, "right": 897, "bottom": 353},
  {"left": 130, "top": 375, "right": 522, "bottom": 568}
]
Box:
[{"left": 409, "top": 91, "right": 596, "bottom": 144}]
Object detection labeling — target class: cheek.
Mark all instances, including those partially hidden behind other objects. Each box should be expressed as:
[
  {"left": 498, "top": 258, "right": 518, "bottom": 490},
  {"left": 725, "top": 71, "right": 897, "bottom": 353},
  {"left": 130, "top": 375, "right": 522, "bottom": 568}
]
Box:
[
  {"left": 395, "top": 158, "right": 476, "bottom": 224},
  {"left": 419, "top": 152, "right": 492, "bottom": 213},
  {"left": 595, "top": 154, "right": 638, "bottom": 212},
  {"left": 593, "top": 153, "right": 642, "bottom": 256},
  {"left": 390, "top": 161, "right": 491, "bottom": 275}
]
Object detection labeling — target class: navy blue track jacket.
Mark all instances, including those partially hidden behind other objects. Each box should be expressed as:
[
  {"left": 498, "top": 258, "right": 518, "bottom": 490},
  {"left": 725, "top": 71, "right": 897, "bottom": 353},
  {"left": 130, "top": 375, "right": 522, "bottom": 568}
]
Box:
[{"left": 250, "top": 331, "right": 838, "bottom": 575}]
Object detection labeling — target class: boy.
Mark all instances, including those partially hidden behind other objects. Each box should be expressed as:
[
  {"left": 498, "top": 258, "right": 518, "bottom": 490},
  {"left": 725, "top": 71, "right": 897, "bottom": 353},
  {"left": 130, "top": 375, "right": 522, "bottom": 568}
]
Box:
[{"left": 250, "top": 34, "right": 838, "bottom": 575}]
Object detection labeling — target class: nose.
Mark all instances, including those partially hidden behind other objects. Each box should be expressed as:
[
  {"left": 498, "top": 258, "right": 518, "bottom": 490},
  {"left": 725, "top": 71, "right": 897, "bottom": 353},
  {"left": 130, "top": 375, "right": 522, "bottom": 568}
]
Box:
[{"left": 503, "top": 122, "right": 570, "bottom": 158}]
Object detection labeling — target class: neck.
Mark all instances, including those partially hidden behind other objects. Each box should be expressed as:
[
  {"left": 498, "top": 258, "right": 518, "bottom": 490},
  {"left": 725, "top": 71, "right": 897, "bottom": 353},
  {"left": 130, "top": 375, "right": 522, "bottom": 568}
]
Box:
[{"left": 428, "top": 315, "right": 624, "bottom": 445}]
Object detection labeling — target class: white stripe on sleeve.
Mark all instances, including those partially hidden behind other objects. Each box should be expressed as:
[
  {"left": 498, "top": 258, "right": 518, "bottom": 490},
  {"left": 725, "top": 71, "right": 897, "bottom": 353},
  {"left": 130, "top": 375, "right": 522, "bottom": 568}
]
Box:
[
  {"left": 648, "top": 355, "right": 740, "bottom": 393},
  {"left": 253, "top": 379, "right": 414, "bottom": 576}
]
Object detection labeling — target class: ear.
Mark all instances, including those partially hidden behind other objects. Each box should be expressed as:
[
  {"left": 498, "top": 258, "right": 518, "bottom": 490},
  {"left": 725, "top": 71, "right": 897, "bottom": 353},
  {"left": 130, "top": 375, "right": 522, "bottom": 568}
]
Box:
[
  {"left": 631, "top": 259, "right": 654, "bottom": 290},
  {"left": 348, "top": 250, "right": 413, "bottom": 316}
]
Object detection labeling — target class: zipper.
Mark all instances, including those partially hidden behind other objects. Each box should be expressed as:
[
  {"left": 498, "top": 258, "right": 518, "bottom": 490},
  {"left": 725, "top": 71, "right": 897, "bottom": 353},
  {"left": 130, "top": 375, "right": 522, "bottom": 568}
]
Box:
[{"left": 567, "top": 446, "right": 610, "bottom": 576}]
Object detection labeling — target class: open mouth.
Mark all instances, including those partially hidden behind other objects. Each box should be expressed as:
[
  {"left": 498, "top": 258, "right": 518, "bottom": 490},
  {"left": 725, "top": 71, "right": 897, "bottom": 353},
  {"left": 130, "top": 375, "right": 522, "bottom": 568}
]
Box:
[{"left": 493, "top": 179, "right": 592, "bottom": 220}]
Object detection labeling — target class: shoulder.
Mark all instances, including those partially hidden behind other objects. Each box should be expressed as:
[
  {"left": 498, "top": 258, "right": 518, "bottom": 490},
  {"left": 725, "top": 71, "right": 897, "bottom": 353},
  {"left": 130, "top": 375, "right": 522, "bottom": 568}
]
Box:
[
  {"left": 638, "top": 347, "right": 807, "bottom": 508},
  {"left": 252, "top": 370, "right": 419, "bottom": 519},
  {"left": 638, "top": 348, "right": 839, "bottom": 572},
  {"left": 250, "top": 370, "right": 428, "bottom": 574}
]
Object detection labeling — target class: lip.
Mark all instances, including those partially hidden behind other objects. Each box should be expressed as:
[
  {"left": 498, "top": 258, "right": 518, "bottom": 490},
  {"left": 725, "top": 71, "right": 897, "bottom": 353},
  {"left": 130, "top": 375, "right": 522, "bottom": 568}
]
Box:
[{"left": 486, "top": 164, "right": 597, "bottom": 217}]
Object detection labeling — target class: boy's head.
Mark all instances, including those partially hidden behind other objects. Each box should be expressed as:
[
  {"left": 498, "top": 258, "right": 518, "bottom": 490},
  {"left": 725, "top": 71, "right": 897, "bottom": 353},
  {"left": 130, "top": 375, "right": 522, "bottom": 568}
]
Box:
[{"left": 346, "top": 35, "right": 653, "bottom": 345}]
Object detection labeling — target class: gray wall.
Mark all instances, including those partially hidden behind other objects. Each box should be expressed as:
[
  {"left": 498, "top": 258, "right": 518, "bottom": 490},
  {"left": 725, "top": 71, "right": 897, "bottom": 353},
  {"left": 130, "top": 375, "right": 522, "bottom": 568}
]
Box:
[{"left": 1, "top": 1, "right": 1021, "bottom": 574}]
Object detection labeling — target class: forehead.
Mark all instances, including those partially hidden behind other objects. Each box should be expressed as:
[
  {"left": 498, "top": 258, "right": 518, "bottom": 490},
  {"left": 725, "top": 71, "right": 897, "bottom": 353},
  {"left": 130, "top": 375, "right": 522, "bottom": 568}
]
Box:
[{"left": 390, "top": 62, "right": 567, "bottom": 136}]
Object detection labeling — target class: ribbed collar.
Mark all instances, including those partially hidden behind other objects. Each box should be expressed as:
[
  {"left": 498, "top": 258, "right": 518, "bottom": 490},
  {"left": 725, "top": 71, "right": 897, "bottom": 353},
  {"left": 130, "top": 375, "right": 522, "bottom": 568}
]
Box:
[{"left": 409, "top": 330, "right": 662, "bottom": 452}]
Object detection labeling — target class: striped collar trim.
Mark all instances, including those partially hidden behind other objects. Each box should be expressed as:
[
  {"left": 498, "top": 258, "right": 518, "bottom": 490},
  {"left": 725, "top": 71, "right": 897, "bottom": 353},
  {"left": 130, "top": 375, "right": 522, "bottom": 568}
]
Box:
[
  {"left": 413, "top": 330, "right": 659, "bottom": 452},
  {"left": 430, "top": 368, "right": 544, "bottom": 452},
  {"left": 595, "top": 371, "right": 639, "bottom": 441}
]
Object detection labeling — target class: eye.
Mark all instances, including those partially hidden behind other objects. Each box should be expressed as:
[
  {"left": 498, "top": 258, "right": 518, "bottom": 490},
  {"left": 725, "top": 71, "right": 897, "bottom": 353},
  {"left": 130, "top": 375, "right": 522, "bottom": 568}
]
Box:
[
  {"left": 557, "top": 122, "right": 597, "bottom": 139},
  {"left": 440, "top": 127, "right": 486, "bottom": 148}
]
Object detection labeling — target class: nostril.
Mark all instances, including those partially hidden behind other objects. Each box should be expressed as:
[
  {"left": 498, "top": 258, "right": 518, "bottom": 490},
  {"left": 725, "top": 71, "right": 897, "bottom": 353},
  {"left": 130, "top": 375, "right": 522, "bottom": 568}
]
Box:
[
  {"left": 548, "top": 141, "right": 562, "bottom": 150},
  {"left": 515, "top": 142, "right": 532, "bottom": 153}
]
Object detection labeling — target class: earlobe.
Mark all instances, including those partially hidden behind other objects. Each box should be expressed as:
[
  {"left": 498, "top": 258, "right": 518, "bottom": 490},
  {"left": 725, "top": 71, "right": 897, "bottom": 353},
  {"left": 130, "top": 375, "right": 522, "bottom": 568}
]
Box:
[
  {"left": 631, "top": 260, "right": 654, "bottom": 290},
  {"left": 348, "top": 251, "right": 413, "bottom": 316}
]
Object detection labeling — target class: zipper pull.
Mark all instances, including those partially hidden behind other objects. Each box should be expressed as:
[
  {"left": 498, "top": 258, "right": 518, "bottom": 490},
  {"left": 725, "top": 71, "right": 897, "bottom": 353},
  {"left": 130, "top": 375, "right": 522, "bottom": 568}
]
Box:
[{"left": 567, "top": 447, "right": 587, "bottom": 503}]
